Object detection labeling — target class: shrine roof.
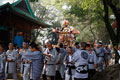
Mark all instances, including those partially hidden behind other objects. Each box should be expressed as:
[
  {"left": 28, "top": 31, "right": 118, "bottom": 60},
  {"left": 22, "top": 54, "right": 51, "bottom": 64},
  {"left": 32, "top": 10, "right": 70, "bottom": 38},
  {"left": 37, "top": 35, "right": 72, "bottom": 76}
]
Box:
[{"left": 0, "top": 0, "right": 51, "bottom": 28}]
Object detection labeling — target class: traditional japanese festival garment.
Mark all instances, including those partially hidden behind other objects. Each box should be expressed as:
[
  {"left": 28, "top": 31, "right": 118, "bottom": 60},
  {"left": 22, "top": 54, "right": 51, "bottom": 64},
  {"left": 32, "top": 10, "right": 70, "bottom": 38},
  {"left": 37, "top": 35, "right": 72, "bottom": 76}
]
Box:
[
  {"left": 104, "top": 48, "right": 111, "bottom": 60},
  {"left": 45, "top": 48, "right": 57, "bottom": 76},
  {"left": 23, "top": 51, "right": 43, "bottom": 80},
  {"left": 5, "top": 50, "right": 17, "bottom": 73},
  {"left": 59, "top": 48, "right": 67, "bottom": 78},
  {"left": 0, "top": 52, "right": 6, "bottom": 79},
  {"left": 5, "top": 49, "right": 18, "bottom": 80},
  {"left": 88, "top": 51, "right": 97, "bottom": 70},
  {"left": 19, "top": 49, "right": 30, "bottom": 73},
  {"left": 72, "top": 50, "right": 89, "bottom": 79},
  {"left": 96, "top": 47, "right": 105, "bottom": 71},
  {"left": 19, "top": 49, "right": 31, "bottom": 80},
  {"left": 64, "top": 54, "right": 75, "bottom": 80},
  {"left": 88, "top": 50, "right": 97, "bottom": 79}
]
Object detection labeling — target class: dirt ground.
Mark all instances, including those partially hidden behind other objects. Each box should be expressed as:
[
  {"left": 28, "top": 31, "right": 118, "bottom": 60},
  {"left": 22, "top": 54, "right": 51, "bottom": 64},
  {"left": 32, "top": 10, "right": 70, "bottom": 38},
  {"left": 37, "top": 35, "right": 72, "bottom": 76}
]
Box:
[{"left": 91, "top": 64, "right": 119, "bottom": 80}]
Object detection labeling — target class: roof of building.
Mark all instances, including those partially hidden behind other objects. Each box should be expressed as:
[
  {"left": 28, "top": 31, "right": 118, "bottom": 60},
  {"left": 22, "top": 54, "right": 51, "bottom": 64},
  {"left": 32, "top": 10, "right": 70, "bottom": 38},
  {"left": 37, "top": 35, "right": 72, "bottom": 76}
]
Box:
[{"left": 0, "top": 0, "right": 51, "bottom": 28}]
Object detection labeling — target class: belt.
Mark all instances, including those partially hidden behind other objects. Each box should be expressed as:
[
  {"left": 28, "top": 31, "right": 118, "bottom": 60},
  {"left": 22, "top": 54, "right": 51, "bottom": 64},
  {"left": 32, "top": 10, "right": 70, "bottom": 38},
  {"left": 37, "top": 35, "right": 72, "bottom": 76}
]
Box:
[
  {"left": 0, "top": 72, "right": 3, "bottom": 74},
  {"left": 88, "top": 62, "right": 94, "bottom": 64},
  {"left": 7, "top": 61, "right": 15, "bottom": 62},
  {"left": 67, "top": 65, "right": 75, "bottom": 69},
  {"left": 46, "top": 64, "right": 54, "bottom": 65},
  {"left": 98, "top": 56, "right": 104, "bottom": 57}
]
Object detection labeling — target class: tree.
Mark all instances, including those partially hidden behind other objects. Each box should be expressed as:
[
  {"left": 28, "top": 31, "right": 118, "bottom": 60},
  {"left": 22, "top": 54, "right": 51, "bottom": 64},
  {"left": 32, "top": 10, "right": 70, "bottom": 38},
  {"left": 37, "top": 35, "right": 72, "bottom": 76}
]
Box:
[
  {"left": 30, "top": 0, "right": 63, "bottom": 44},
  {"left": 102, "top": 0, "right": 120, "bottom": 63},
  {"left": 55, "top": 0, "right": 120, "bottom": 61},
  {"left": 54, "top": 0, "right": 110, "bottom": 43}
]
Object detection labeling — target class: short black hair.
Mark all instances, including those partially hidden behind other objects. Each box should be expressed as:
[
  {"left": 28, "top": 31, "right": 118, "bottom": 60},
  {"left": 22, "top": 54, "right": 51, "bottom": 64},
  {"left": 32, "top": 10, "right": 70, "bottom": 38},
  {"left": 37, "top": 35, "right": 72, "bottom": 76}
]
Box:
[
  {"left": 56, "top": 47, "right": 60, "bottom": 52},
  {"left": 81, "top": 42, "right": 87, "bottom": 49},
  {"left": 0, "top": 44, "right": 5, "bottom": 49},
  {"left": 30, "top": 43, "right": 38, "bottom": 49},
  {"left": 86, "top": 44, "right": 91, "bottom": 48},
  {"left": 59, "top": 43, "right": 64, "bottom": 48},
  {"left": 75, "top": 42, "right": 79, "bottom": 46}
]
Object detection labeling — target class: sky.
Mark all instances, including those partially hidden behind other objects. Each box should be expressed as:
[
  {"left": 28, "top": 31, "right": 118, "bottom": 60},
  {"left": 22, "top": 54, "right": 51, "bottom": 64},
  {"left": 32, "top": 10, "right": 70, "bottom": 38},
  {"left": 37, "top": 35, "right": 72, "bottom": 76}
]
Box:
[{"left": 0, "top": 0, "right": 18, "bottom": 5}]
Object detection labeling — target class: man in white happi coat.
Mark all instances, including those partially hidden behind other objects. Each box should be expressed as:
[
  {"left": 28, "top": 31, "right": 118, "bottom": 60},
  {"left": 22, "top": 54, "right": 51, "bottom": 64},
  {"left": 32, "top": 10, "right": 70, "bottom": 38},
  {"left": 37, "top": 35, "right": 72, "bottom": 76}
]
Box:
[
  {"left": 23, "top": 43, "right": 44, "bottom": 80},
  {"left": 72, "top": 42, "right": 89, "bottom": 80},
  {"left": 43, "top": 41, "right": 57, "bottom": 80},
  {"left": 59, "top": 43, "right": 67, "bottom": 79},
  {"left": 19, "top": 42, "right": 31, "bottom": 80},
  {"left": 86, "top": 44, "right": 97, "bottom": 79},
  {"left": 5, "top": 43, "right": 18, "bottom": 80},
  {"left": 95, "top": 42, "right": 105, "bottom": 72},
  {"left": 64, "top": 47, "right": 75, "bottom": 80}
]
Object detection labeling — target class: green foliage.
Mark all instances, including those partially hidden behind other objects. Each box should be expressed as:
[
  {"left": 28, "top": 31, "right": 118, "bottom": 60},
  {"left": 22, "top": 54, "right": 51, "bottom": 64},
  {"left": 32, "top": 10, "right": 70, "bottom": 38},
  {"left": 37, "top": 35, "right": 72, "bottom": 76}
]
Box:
[
  {"left": 55, "top": 0, "right": 110, "bottom": 42},
  {"left": 30, "top": 0, "right": 111, "bottom": 44}
]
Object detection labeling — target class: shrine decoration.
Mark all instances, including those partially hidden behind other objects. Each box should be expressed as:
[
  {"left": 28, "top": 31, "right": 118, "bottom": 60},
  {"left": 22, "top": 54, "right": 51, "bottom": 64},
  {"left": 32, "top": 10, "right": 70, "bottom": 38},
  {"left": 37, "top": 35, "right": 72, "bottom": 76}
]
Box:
[{"left": 53, "top": 20, "right": 80, "bottom": 47}]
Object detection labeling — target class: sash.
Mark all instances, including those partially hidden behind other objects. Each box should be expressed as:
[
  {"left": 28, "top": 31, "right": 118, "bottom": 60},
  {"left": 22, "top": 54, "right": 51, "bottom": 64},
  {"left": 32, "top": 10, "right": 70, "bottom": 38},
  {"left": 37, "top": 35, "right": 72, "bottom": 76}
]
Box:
[{"left": 76, "top": 65, "right": 88, "bottom": 74}]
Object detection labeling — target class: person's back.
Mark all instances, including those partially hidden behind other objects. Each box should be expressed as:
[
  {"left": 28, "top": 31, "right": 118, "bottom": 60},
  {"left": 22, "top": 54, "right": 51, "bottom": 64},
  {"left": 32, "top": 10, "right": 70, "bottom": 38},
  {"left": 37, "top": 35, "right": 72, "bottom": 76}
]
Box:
[
  {"left": 30, "top": 51, "right": 43, "bottom": 79},
  {"left": 73, "top": 50, "right": 89, "bottom": 79},
  {"left": 72, "top": 42, "right": 89, "bottom": 80},
  {"left": 23, "top": 43, "right": 43, "bottom": 80},
  {"left": 95, "top": 42, "right": 105, "bottom": 72}
]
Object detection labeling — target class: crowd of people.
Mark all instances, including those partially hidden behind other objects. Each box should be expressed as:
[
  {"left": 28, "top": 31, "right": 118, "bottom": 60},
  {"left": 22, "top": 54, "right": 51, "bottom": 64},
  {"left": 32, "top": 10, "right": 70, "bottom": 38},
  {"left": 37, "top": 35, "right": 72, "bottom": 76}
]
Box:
[{"left": 0, "top": 40, "right": 119, "bottom": 80}]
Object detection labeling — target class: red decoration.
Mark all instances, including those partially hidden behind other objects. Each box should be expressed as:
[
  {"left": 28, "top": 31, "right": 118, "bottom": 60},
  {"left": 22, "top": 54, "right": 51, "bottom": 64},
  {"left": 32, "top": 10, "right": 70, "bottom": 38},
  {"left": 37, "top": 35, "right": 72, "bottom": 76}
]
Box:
[
  {"left": 76, "top": 30, "right": 80, "bottom": 34},
  {"left": 53, "top": 29, "right": 56, "bottom": 32}
]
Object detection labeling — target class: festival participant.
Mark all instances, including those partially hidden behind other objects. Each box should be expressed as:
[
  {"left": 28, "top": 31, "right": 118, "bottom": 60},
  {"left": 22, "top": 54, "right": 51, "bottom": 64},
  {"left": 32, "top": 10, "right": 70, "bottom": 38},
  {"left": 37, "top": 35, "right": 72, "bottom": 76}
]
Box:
[
  {"left": 109, "top": 45, "right": 115, "bottom": 65},
  {"left": 86, "top": 44, "right": 97, "bottom": 80},
  {"left": 23, "top": 43, "right": 43, "bottom": 80},
  {"left": 43, "top": 41, "right": 57, "bottom": 80},
  {"left": 72, "top": 42, "right": 89, "bottom": 80},
  {"left": 0, "top": 44, "right": 6, "bottom": 80},
  {"left": 5, "top": 43, "right": 18, "bottom": 80},
  {"left": 19, "top": 42, "right": 31, "bottom": 80},
  {"left": 64, "top": 47, "right": 75, "bottom": 80},
  {"left": 42, "top": 45, "right": 47, "bottom": 80},
  {"left": 104, "top": 45, "right": 111, "bottom": 67},
  {"left": 95, "top": 41, "right": 105, "bottom": 72},
  {"left": 59, "top": 43, "right": 67, "bottom": 79},
  {"left": 55, "top": 47, "right": 62, "bottom": 80},
  {"left": 74, "top": 42, "right": 80, "bottom": 52}
]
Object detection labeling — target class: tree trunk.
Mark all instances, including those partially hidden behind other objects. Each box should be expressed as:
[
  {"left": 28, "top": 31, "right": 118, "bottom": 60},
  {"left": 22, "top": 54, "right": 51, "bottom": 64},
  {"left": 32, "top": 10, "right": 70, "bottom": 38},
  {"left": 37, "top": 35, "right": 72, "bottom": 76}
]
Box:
[
  {"left": 103, "top": 0, "right": 119, "bottom": 63},
  {"left": 108, "top": 1, "right": 120, "bottom": 44}
]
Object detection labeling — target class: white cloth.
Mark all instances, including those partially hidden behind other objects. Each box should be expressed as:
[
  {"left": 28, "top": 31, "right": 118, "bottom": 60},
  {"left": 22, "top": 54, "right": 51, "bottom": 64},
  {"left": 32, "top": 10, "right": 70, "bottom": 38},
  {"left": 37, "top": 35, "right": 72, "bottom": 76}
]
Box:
[
  {"left": 23, "top": 64, "right": 30, "bottom": 80},
  {"left": 65, "top": 73, "right": 74, "bottom": 80}
]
